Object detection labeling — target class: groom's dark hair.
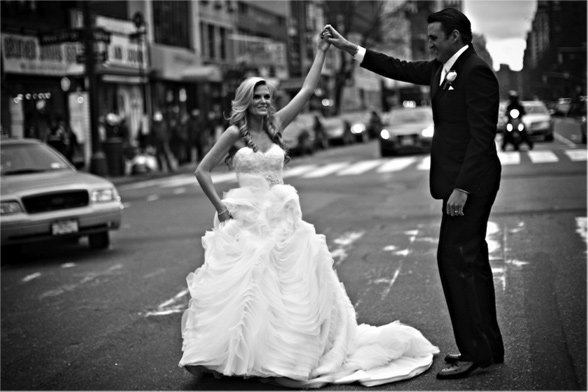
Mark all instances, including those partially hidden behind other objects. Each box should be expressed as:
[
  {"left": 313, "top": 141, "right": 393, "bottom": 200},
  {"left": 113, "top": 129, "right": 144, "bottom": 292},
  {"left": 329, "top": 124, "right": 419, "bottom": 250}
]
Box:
[{"left": 428, "top": 8, "right": 473, "bottom": 45}]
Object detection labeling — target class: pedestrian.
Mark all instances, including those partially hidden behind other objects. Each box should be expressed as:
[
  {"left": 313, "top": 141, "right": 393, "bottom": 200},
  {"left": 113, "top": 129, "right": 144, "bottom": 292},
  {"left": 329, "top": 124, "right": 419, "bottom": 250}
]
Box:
[
  {"left": 187, "top": 109, "right": 206, "bottom": 162},
  {"left": 323, "top": 7, "right": 504, "bottom": 380},
  {"left": 150, "top": 111, "right": 174, "bottom": 173},
  {"left": 44, "top": 114, "right": 68, "bottom": 157},
  {"left": 178, "top": 32, "right": 439, "bottom": 388}
]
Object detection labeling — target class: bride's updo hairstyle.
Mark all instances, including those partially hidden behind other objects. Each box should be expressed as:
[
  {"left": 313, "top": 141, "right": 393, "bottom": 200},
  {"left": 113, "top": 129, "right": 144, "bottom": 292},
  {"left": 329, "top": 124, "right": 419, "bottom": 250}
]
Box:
[{"left": 225, "top": 77, "right": 290, "bottom": 167}]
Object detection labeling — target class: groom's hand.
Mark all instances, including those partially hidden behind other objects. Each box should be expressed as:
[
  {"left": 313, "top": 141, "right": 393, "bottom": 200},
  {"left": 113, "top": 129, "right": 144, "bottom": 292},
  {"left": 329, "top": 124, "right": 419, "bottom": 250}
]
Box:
[
  {"left": 321, "top": 25, "right": 358, "bottom": 56},
  {"left": 447, "top": 189, "right": 467, "bottom": 217}
]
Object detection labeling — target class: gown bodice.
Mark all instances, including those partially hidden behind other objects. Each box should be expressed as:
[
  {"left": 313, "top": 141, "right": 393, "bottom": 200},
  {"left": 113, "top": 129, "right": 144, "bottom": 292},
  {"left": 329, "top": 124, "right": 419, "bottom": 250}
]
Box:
[{"left": 233, "top": 144, "right": 285, "bottom": 187}]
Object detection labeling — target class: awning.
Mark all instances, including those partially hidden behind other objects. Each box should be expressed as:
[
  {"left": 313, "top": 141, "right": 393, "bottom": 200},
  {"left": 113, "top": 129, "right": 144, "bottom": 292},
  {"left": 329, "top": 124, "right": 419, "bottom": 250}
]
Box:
[{"left": 181, "top": 65, "right": 223, "bottom": 82}]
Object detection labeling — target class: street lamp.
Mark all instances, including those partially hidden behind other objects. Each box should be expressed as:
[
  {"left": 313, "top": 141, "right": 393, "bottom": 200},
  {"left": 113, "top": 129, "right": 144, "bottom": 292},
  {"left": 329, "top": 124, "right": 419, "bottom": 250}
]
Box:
[
  {"left": 131, "top": 12, "right": 151, "bottom": 136},
  {"left": 84, "top": 1, "right": 108, "bottom": 176}
]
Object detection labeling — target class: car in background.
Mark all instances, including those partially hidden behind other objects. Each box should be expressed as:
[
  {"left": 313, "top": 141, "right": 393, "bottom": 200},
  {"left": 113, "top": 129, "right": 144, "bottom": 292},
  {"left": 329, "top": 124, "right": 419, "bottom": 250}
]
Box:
[
  {"left": 340, "top": 111, "right": 371, "bottom": 143},
  {"left": 1, "top": 138, "right": 124, "bottom": 255},
  {"left": 378, "top": 106, "right": 434, "bottom": 157},
  {"left": 282, "top": 113, "right": 317, "bottom": 156},
  {"left": 318, "top": 113, "right": 356, "bottom": 146},
  {"left": 522, "top": 100, "right": 554, "bottom": 141}
]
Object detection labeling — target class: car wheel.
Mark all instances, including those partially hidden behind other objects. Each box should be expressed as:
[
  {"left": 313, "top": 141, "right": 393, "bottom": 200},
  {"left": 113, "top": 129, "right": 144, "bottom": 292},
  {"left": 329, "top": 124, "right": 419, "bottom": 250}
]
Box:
[
  {"left": 89, "top": 232, "right": 110, "bottom": 249},
  {"left": 545, "top": 133, "right": 554, "bottom": 141}
]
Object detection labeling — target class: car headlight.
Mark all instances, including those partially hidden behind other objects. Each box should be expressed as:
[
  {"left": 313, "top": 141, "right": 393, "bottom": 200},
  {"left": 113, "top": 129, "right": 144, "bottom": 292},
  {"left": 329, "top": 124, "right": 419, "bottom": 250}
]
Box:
[
  {"left": 380, "top": 129, "right": 391, "bottom": 140},
  {"left": 506, "top": 123, "right": 513, "bottom": 132},
  {"left": 351, "top": 123, "right": 365, "bottom": 134},
  {"left": 91, "top": 188, "right": 119, "bottom": 203},
  {"left": 1, "top": 201, "right": 23, "bottom": 215},
  {"left": 421, "top": 126, "right": 434, "bottom": 138}
]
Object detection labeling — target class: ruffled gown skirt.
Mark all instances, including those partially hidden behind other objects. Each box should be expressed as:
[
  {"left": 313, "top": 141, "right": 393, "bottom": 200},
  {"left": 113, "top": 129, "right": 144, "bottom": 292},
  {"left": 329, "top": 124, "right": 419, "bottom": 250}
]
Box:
[{"left": 179, "top": 181, "right": 439, "bottom": 387}]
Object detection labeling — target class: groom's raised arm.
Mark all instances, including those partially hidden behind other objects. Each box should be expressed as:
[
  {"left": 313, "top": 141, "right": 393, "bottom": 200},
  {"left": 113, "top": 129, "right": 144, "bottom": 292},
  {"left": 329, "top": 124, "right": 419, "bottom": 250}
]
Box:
[{"left": 321, "top": 24, "right": 435, "bottom": 86}]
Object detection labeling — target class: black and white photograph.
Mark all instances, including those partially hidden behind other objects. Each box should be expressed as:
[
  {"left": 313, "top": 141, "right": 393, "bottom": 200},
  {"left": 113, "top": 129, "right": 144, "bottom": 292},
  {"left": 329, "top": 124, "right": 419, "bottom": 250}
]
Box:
[{"left": 1, "top": 0, "right": 586, "bottom": 390}]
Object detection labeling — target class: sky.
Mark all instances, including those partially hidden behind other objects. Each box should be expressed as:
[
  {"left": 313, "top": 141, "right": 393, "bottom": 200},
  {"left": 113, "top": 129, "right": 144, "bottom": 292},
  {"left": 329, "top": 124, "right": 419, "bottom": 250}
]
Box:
[{"left": 464, "top": 0, "right": 538, "bottom": 71}]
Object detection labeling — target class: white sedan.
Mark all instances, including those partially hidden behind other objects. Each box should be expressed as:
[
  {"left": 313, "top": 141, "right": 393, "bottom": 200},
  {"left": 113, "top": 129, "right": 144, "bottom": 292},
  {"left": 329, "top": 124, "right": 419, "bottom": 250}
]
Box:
[{"left": 1, "top": 138, "right": 124, "bottom": 255}]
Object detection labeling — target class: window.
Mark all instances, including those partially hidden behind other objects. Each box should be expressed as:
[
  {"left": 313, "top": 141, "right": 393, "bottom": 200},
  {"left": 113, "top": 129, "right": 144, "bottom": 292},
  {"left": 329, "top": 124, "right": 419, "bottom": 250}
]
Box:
[{"left": 152, "top": 1, "right": 190, "bottom": 48}]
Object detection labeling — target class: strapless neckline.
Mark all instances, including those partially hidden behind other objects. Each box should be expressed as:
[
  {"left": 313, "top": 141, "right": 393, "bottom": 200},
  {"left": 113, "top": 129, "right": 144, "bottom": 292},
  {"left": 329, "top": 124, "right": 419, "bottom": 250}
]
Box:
[{"left": 237, "top": 143, "right": 280, "bottom": 156}]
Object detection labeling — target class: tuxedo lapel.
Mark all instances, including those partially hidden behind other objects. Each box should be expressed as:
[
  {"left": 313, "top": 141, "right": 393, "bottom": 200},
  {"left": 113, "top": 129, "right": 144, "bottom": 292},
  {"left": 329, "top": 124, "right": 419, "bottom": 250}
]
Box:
[{"left": 431, "top": 64, "right": 443, "bottom": 99}]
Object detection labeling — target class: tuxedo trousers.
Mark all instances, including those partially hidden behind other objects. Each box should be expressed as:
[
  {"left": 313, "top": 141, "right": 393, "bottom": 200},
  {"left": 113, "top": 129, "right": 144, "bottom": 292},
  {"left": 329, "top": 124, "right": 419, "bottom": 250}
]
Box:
[{"left": 437, "top": 191, "right": 504, "bottom": 364}]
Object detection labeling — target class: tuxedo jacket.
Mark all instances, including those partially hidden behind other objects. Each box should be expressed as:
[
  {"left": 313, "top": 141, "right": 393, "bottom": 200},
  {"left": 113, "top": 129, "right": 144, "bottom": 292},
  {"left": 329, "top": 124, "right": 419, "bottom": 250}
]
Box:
[{"left": 362, "top": 45, "right": 501, "bottom": 200}]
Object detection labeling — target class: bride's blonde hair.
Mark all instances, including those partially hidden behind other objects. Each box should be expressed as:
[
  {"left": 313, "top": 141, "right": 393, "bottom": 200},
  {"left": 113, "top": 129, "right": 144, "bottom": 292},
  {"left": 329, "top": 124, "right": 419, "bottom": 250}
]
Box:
[{"left": 225, "top": 77, "right": 289, "bottom": 166}]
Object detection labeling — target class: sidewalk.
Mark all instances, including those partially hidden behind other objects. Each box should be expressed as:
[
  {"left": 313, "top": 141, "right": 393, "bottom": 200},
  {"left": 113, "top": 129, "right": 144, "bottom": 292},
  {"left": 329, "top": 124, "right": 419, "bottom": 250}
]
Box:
[{"left": 106, "top": 161, "right": 199, "bottom": 187}]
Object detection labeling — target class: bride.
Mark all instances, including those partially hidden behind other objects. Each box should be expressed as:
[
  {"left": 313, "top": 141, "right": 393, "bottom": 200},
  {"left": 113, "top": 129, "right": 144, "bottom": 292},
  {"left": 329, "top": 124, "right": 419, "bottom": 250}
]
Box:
[{"left": 178, "top": 33, "right": 439, "bottom": 388}]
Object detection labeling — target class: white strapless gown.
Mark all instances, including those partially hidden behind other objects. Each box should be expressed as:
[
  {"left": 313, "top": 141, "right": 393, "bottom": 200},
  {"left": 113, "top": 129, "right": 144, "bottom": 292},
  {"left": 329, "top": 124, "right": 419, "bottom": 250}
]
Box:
[{"left": 179, "top": 144, "right": 439, "bottom": 388}]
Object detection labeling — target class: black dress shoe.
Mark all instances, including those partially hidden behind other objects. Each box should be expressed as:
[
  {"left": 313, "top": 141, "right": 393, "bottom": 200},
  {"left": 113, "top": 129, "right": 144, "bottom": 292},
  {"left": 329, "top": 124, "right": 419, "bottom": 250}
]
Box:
[
  {"left": 445, "top": 353, "right": 504, "bottom": 364},
  {"left": 437, "top": 360, "right": 493, "bottom": 380}
]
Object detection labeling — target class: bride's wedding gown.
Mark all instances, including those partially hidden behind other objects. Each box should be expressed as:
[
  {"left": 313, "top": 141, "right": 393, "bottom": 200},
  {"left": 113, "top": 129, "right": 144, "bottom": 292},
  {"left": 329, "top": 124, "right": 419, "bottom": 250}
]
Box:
[{"left": 179, "top": 143, "right": 439, "bottom": 388}]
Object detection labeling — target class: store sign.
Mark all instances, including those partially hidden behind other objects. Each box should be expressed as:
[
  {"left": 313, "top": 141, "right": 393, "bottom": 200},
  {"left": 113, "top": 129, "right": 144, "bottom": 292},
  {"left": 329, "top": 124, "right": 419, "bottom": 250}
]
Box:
[
  {"left": 1, "top": 33, "right": 84, "bottom": 76},
  {"left": 95, "top": 16, "right": 146, "bottom": 70}
]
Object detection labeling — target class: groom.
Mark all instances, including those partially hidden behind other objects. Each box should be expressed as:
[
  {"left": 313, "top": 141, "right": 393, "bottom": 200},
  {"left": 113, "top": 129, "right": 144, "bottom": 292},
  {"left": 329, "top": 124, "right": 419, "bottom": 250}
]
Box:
[{"left": 322, "top": 8, "right": 504, "bottom": 380}]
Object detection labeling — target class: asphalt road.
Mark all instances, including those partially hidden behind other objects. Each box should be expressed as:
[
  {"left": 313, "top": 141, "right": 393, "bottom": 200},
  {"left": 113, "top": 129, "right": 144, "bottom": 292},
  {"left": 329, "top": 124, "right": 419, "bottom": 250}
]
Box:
[{"left": 1, "top": 122, "right": 586, "bottom": 391}]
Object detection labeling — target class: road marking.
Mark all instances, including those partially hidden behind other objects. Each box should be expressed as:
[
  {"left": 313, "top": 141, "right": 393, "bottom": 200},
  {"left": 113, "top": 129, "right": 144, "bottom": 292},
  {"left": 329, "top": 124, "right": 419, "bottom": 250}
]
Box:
[
  {"left": 39, "top": 264, "right": 123, "bottom": 299},
  {"left": 528, "top": 150, "right": 559, "bottom": 163},
  {"left": 337, "top": 160, "right": 385, "bottom": 175},
  {"left": 376, "top": 157, "right": 416, "bottom": 172},
  {"left": 554, "top": 132, "right": 577, "bottom": 147},
  {"left": 498, "top": 151, "right": 521, "bottom": 165},
  {"left": 144, "top": 289, "right": 189, "bottom": 317},
  {"left": 417, "top": 155, "right": 430, "bottom": 170},
  {"left": 173, "top": 188, "right": 187, "bottom": 195},
  {"left": 160, "top": 176, "right": 196, "bottom": 188},
  {"left": 331, "top": 231, "right": 365, "bottom": 267},
  {"left": 146, "top": 194, "right": 160, "bottom": 202},
  {"left": 21, "top": 272, "right": 42, "bottom": 283},
  {"left": 303, "top": 162, "right": 350, "bottom": 178},
  {"left": 576, "top": 217, "right": 587, "bottom": 251},
  {"left": 565, "top": 149, "right": 587, "bottom": 161},
  {"left": 283, "top": 164, "right": 317, "bottom": 178}
]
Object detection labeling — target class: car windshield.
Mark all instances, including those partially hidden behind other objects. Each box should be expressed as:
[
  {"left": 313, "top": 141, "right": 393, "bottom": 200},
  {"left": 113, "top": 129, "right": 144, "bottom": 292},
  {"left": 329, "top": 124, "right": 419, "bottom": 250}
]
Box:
[
  {"left": 0, "top": 143, "right": 73, "bottom": 176},
  {"left": 523, "top": 103, "right": 549, "bottom": 115},
  {"left": 387, "top": 109, "right": 432, "bottom": 124}
]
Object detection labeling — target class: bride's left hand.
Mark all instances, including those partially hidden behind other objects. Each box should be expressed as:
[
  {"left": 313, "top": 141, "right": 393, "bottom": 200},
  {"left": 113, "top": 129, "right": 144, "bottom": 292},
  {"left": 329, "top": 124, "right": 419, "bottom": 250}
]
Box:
[{"left": 318, "top": 32, "right": 331, "bottom": 52}]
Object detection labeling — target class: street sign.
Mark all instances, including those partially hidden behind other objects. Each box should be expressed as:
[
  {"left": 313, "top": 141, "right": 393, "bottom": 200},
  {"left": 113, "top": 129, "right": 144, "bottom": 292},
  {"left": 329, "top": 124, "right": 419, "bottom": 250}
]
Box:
[
  {"left": 39, "top": 29, "right": 82, "bottom": 45},
  {"left": 76, "top": 51, "right": 108, "bottom": 64},
  {"left": 38, "top": 28, "right": 111, "bottom": 46}
]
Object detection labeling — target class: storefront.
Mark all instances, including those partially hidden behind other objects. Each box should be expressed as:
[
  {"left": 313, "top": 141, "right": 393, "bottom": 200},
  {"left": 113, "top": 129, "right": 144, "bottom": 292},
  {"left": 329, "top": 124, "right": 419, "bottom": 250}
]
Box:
[{"left": 1, "top": 32, "right": 84, "bottom": 141}]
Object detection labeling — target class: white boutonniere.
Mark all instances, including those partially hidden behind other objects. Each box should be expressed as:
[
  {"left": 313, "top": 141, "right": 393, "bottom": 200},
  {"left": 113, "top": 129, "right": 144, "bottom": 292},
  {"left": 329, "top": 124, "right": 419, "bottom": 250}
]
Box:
[{"left": 443, "top": 70, "right": 457, "bottom": 90}]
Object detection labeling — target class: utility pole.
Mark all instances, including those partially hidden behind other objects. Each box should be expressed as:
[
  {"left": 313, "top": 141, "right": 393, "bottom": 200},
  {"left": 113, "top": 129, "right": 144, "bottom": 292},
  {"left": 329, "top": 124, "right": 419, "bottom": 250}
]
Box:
[{"left": 84, "top": 1, "right": 107, "bottom": 176}]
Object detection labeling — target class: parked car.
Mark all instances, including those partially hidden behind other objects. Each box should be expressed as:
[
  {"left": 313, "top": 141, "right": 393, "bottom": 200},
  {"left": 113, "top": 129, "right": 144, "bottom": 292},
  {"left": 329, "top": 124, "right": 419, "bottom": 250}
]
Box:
[
  {"left": 522, "top": 100, "right": 554, "bottom": 141},
  {"left": 1, "top": 138, "right": 124, "bottom": 255},
  {"left": 282, "top": 113, "right": 316, "bottom": 156},
  {"left": 378, "top": 106, "right": 434, "bottom": 157}
]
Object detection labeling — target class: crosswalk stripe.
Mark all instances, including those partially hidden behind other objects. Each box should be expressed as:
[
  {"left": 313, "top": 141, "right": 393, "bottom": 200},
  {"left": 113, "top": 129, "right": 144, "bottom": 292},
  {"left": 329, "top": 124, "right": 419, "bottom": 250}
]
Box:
[
  {"left": 376, "top": 157, "right": 416, "bottom": 173},
  {"left": 283, "top": 164, "right": 317, "bottom": 178},
  {"left": 337, "top": 160, "right": 385, "bottom": 175},
  {"left": 303, "top": 162, "right": 350, "bottom": 178},
  {"left": 565, "top": 149, "right": 587, "bottom": 161},
  {"left": 528, "top": 150, "right": 558, "bottom": 163},
  {"left": 498, "top": 151, "right": 521, "bottom": 165},
  {"left": 417, "top": 156, "right": 430, "bottom": 170}
]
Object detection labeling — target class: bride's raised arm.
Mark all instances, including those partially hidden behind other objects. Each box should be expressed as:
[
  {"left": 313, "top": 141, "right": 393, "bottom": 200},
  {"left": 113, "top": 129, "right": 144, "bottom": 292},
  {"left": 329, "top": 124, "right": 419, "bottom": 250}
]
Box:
[{"left": 275, "top": 33, "right": 330, "bottom": 130}]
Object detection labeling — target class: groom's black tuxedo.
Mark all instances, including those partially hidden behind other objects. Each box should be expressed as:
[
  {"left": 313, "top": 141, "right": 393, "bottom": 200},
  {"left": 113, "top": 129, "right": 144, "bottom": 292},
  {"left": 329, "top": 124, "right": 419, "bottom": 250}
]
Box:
[{"left": 361, "top": 45, "right": 504, "bottom": 365}]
